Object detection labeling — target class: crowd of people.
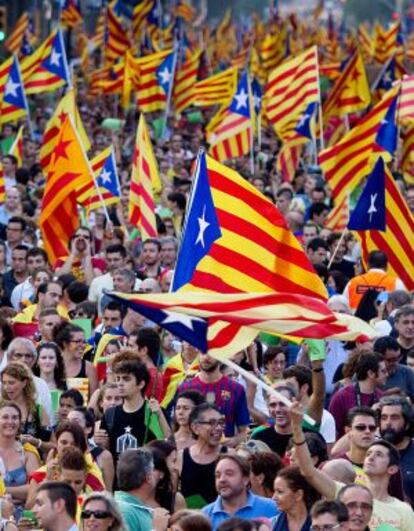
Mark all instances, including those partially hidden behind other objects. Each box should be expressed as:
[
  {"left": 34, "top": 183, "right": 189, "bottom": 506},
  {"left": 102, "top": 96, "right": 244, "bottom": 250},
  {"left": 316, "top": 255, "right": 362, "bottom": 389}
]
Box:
[{"left": 0, "top": 20, "right": 413, "bottom": 531}]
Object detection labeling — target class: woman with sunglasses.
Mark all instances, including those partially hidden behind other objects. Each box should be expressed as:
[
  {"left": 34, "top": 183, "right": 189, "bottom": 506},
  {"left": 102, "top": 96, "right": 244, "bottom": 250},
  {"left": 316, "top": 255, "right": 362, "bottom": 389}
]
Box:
[
  {"left": 54, "top": 322, "right": 98, "bottom": 400},
  {"left": 81, "top": 492, "right": 127, "bottom": 531}
]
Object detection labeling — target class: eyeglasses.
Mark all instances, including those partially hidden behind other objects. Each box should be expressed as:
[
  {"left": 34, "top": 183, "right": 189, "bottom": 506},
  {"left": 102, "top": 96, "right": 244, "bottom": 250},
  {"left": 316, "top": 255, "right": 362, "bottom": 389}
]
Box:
[
  {"left": 310, "top": 525, "right": 341, "bottom": 531},
  {"left": 353, "top": 424, "right": 376, "bottom": 432},
  {"left": 70, "top": 339, "right": 86, "bottom": 345},
  {"left": 196, "top": 419, "right": 226, "bottom": 428},
  {"left": 344, "top": 501, "right": 373, "bottom": 512},
  {"left": 12, "top": 352, "right": 34, "bottom": 360},
  {"left": 81, "top": 510, "right": 111, "bottom": 520}
]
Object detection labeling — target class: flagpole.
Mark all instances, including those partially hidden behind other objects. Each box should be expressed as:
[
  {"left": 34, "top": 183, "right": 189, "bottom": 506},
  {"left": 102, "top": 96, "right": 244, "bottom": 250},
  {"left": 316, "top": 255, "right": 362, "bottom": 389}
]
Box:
[
  {"left": 371, "top": 54, "right": 394, "bottom": 92},
  {"left": 14, "top": 54, "right": 34, "bottom": 140},
  {"left": 219, "top": 357, "right": 315, "bottom": 426},
  {"left": 328, "top": 228, "right": 348, "bottom": 269},
  {"left": 315, "top": 47, "right": 325, "bottom": 151},
  {"left": 247, "top": 70, "right": 255, "bottom": 175},
  {"left": 161, "top": 47, "right": 178, "bottom": 139}
]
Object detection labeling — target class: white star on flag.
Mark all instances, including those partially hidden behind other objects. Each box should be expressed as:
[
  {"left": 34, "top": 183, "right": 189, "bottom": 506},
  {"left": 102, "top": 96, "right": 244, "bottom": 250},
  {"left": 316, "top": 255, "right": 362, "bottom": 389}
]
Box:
[
  {"left": 253, "top": 93, "right": 261, "bottom": 110},
  {"left": 234, "top": 88, "right": 248, "bottom": 110},
  {"left": 368, "top": 193, "right": 378, "bottom": 221},
  {"left": 50, "top": 48, "right": 61, "bottom": 67},
  {"left": 5, "top": 78, "right": 20, "bottom": 97},
  {"left": 159, "top": 67, "right": 172, "bottom": 85},
  {"left": 161, "top": 311, "right": 203, "bottom": 330},
  {"left": 195, "top": 205, "right": 210, "bottom": 248},
  {"left": 100, "top": 168, "right": 112, "bottom": 184},
  {"left": 297, "top": 113, "right": 310, "bottom": 128}
]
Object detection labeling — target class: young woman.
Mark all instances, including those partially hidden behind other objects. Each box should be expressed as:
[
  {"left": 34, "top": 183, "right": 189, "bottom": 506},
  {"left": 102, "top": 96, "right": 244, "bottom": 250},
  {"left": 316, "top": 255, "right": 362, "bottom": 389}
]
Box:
[
  {"left": 33, "top": 342, "right": 67, "bottom": 423},
  {"left": 81, "top": 492, "right": 127, "bottom": 531},
  {"left": 173, "top": 391, "right": 205, "bottom": 451},
  {"left": 0, "top": 402, "right": 40, "bottom": 519},
  {"left": 67, "top": 407, "right": 115, "bottom": 491},
  {"left": 54, "top": 322, "right": 98, "bottom": 400},
  {"left": 92, "top": 383, "right": 122, "bottom": 451},
  {"left": 0, "top": 363, "right": 49, "bottom": 439},
  {"left": 271, "top": 466, "right": 320, "bottom": 531}
]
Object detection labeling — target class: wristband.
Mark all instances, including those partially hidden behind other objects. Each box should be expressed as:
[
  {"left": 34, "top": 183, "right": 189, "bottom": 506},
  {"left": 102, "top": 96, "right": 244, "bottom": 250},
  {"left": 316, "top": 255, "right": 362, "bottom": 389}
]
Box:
[
  {"left": 312, "top": 367, "right": 324, "bottom": 373},
  {"left": 293, "top": 439, "right": 307, "bottom": 446}
]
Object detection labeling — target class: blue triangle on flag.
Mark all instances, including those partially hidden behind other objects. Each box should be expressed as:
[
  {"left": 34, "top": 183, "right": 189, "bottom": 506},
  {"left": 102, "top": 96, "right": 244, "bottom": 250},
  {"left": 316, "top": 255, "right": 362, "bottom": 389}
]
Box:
[
  {"left": 42, "top": 30, "right": 70, "bottom": 82},
  {"left": 157, "top": 53, "right": 175, "bottom": 94},
  {"left": 97, "top": 152, "right": 120, "bottom": 196},
  {"left": 376, "top": 95, "right": 398, "bottom": 154},
  {"left": 229, "top": 71, "right": 251, "bottom": 118},
  {"left": 3, "top": 57, "right": 27, "bottom": 110},
  {"left": 348, "top": 157, "right": 386, "bottom": 232},
  {"left": 295, "top": 101, "right": 317, "bottom": 140}
]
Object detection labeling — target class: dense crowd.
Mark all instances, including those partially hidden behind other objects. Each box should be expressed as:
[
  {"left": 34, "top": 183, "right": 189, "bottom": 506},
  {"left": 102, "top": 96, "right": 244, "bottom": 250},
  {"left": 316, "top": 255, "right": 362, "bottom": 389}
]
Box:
[{"left": 0, "top": 72, "right": 412, "bottom": 531}]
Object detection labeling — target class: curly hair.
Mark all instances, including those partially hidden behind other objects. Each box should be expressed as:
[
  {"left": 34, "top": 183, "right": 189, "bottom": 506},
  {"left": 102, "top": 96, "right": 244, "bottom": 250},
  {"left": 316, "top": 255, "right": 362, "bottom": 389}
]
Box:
[
  {"left": 1, "top": 362, "right": 37, "bottom": 416},
  {"left": 34, "top": 342, "right": 67, "bottom": 391}
]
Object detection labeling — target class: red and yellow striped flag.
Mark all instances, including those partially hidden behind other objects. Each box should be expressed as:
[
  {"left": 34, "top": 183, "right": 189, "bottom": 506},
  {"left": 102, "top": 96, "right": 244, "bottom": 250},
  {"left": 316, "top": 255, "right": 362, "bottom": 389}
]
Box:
[
  {"left": 173, "top": 50, "right": 201, "bottom": 114},
  {"left": 260, "top": 28, "right": 286, "bottom": 72},
  {"left": 323, "top": 51, "right": 371, "bottom": 121},
  {"left": 356, "top": 161, "right": 414, "bottom": 290},
  {"left": 39, "top": 89, "right": 90, "bottom": 174},
  {"left": 325, "top": 195, "right": 349, "bottom": 232},
  {"left": 135, "top": 49, "right": 174, "bottom": 113},
  {"left": 401, "top": 122, "right": 414, "bottom": 185},
  {"left": 373, "top": 22, "right": 401, "bottom": 64},
  {"left": 105, "top": 4, "right": 131, "bottom": 64},
  {"left": 129, "top": 114, "right": 159, "bottom": 240},
  {"left": 61, "top": 0, "right": 83, "bottom": 28},
  {"left": 399, "top": 75, "right": 414, "bottom": 122},
  {"left": 277, "top": 141, "right": 304, "bottom": 182},
  {"left": 132, "top": 0, "right": 154, "bottom": 43},
  {"left": 265, "top": 46, "right": 320, "bottom": 141},
  {"left": 9, "top": 127, "right": 24, "bottom": 168},
  {"left": 193, "top": 67, "right": 238, "bottom": 107},
  {"left": 358, "top": 24, "right": 373, "bottom": 60},
  {"left": 319, "top": 86, "right": 399, "bottom": 204},
  {"left": 39, "top": 116, "right": 94, "bottom": 265},
  {"left": 5, "top": 12, "right": 30, "bottom": 54}
]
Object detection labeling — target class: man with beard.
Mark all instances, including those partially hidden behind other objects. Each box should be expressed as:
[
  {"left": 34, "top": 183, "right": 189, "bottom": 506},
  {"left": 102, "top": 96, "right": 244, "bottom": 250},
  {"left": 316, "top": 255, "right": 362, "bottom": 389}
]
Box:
[
  {"left": 202, "top": 454, "right": 278, "bottom": 529},
  {"left": 177, "top": 352, "right": 250, "bottom": 445},
  {"left": 137, "top": 238, "right": 166, "bottom": 280},
  {"left": 379, "top": 395, "right": 414, "bottom": 506}
]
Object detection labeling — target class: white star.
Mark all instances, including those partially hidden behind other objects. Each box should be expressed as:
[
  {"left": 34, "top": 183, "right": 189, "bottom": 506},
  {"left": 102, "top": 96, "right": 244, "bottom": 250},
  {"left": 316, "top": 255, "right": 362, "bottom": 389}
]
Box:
[
  {"left": 383, "top": 71, "right": 392, "bottom": 84},
  {"left": 125, "top": 426, "right": 132, "bottom": 433},
  {"left": 368, "top": 193, "right": 378, "bottom": 221},
  {"left": 159, "top": 67, "right": 171, "bottom": 85},
  {"left": 297, "top": 113, "right": 310, "bottom": 128},
  {"left": 380, "top": 118, "right": 388, "bottom": 125},
  {"left": 50, "top": 48, "right": 61, "bottom": 66},
  {"left": 100, "top": 168, "right": 112, "bottom": 184},
  {"left": 162, "top": 311, "right": 202, "bottom": 330},
  {"left": 253, "top": 93, "right": 261, "bottom": 110},
  {"left": 195, "top": 205, "right": 210, "bottom": 248},
  {"left": 234, "top": 88, "right": 248, "bottom": 110},
  {"left": 5, "top": 78, "right": 20, "bottom": 97}
]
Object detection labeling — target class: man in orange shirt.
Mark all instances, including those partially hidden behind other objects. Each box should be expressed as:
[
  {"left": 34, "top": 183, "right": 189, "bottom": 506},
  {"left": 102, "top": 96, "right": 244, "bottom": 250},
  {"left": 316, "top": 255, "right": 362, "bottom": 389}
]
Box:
[{"left": 343, "top": 251, "right": 406, "bottom": 311}]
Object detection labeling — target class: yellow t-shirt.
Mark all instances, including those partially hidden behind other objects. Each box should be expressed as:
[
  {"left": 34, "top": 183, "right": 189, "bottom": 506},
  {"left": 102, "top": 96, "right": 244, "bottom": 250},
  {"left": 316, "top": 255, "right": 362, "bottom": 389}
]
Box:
[{"left": 370, "top": 497, "right": 414, "bottom": 531}]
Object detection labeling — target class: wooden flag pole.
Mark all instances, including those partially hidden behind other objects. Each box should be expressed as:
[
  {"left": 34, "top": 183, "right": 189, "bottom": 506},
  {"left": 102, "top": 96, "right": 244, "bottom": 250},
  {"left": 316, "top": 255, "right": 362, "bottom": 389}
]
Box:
[
  {"left": 161, "top": 48, "right": 179, "bottom": 140},
  {"left": 218, "top": 357, "right": 316, "bottom": 426},
  {"left": 328, "top": 229, "right": 348, "bottom": 269}
]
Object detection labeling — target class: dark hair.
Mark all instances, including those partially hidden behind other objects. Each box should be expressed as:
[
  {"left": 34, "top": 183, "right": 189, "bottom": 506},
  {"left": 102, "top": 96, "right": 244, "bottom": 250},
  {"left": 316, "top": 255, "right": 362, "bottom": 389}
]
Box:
[
  {"left": 56, "top": 274, "right": 76, "bottom": 292},
  {"left": 395, "top": 305, "right": 414, "bottom": 322},
  {"left": 72, "top": 406, "right": 95, "bottom": 435},
  {"left": 65, "top": 281, "right": 89, "bottom": 304},
  {"left": 173, "top": 512, "right": 212, "bottom": 531},
  {"left": 306, "top": 237, "right": 329, "bottom": 252},
  {"left": 59, "top": 446, "right": 87, "bottom": 472},
  {"left": 310, "top": 500, "right": 349, "bottom": 523},
  {"left": 0, "top": 317, "right": 14, "bottom": 350},
  {"left": 26, "top": 247, "right": 48, "bottom": 263},
  {"left": 249, "top": 452, "right": 284, "bottom": 493},
  {"left": 276, "top": 188, "right": 293, "bottom": 200},
  {"left": 142, "top": 238, "right": 161, "bottom": 252},
  {"left": 309, "top": 203, "right": 329, "bottom": 220},
  {"left": 346, "top": 406, "right": 377, "bottom": 427},
  {"left": 167, "top": 192, "right": 187, "bottom": 211},
  {"left": 146, "top": 439, "right": 176, "bottom": 459},
  {"left": 367, "top": 250, "right": 388, "bottom": 269},
  {"left": 355, "top": 352, "right": 383, "bottom": 381},
  {"left": 112, "top": 352, "right": 150, "bottom": 394},
  {"left": 217, "top": 518, "right": 255, "bottom": 531},
  {"left": 176, "top": 390, "right": 205, "bottom": 407},
  {"left": 288, "top": 432, "right": 328, "bottom": 467},
  {"left": 328, "top": 270, "right": 349, "bottom": 294},
  {"left": 146, "top": 446, "right": 174, "bottom": 512},
  {"left": 55, "top": 421, "right": 87, "bottom": 453},
  {"left": 136, "top": 327, "right": 161, "bottom": 365},
  {"left": 53, "top": 322, "right": 84, "bottom": 349},
  {"left": 59, "top": 389, "right": 84, "bottom": 407},
  {"left": 8, "top": 216, "right": 26, "bottom": 231},
  {"left": 263, "top": 347, "right": 286, "bottom": 367},
  {"left": 37, "top": 481, "right": 77, "bottom": 520},
  {"left": 216, "top": 454, "right": 250, "bottom": 478},
  {"left": 368, "top": 439, "right": 400, "bottom": 467},
  {"left": 373, "top": 336, "right": 400, "bottom": 354},
  {"left": 189, "top": 403, "right": 222, "bottom": 427},
  {"left": 103, "top": 301, "right": 125, "bottom": 318},
  {"left": 106, "top": 244, "right": 127, "bottom": 258},
  {"left": 379, "top": 395, "right": 414, "bottom": 438},
  {"left": 276, "top": 465, "right": 320, "bottom": 510},
  {"left": 34, "top": 342, "right": 67, "bottom": 391},
  {"left": 3, "top": 155, "right": 17, "bottom": 167},
  {"left": 283, "top": 365, "right": 313, "bottom": 396},
  {"left": 72, "top": 301, "right": 98, "bottom": 321}
]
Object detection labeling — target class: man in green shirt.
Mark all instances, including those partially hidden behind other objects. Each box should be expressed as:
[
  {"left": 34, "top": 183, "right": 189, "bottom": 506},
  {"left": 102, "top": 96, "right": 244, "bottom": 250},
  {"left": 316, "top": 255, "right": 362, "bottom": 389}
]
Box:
[{"left": 114, "top": 448, "right": 169, "bottom": 531}]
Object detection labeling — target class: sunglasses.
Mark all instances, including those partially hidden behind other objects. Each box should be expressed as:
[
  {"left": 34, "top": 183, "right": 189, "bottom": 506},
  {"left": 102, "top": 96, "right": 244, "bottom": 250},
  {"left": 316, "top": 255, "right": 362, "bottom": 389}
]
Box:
[
  {"left": 81, "top": 510, "right": 111, "bottom": 520},
  {"left": 353, "top": 424, "right": 376, "bottom": 432}
]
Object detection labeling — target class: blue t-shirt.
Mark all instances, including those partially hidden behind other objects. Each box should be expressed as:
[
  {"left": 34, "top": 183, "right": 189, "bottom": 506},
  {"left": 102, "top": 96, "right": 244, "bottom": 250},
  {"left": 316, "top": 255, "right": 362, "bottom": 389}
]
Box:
[{"left": 202, "top": 491, "right": 279, "bottom": 530}]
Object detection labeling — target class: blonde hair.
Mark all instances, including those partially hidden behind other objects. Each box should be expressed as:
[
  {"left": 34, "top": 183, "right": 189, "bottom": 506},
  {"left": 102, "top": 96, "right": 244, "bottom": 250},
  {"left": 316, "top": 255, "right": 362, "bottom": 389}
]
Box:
[
  {"left": 1, "top": 362, "right": 37, "bottom": 415},
  {"left": 81, "top": 492, "right": 127, "bottom": 531}
]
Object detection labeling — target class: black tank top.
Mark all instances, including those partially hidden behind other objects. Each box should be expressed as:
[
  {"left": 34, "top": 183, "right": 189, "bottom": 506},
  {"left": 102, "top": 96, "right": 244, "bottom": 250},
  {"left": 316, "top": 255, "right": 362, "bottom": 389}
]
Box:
[
  {"left": 75, "top": 358, "right": 87, "bottom": 378},
  {"left": 180, "top": 447, "right": 225, "bottom": 509}
]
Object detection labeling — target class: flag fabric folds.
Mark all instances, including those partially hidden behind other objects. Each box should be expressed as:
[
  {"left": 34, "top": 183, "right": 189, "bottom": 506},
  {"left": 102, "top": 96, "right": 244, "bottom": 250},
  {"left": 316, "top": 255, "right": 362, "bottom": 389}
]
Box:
[
  {"left": 132, "top": 0, "right": 155, "bottom": 42},
  {"left": 77, "top": 146, "right": 120, "bottom": 212},
  {"left": 0, "top": 162, "right": 5, "bottom": 205},
  {"left": 21, "top": 28, "right": 71, "bottom": 94},
  {"left": 39, "top": 116, "right": 94, "bottom": 264},
  {"left": 105, "top": 4, "right": 131, "bottom": 64},
  {"left": 352, "top": 157, "right": 414, "bottom": 290},
  {"left": 399, "top": 75, "right": 414, "bottom": 121},
  {"left": 5, "top": 12, "right": 31, "bottom": 55},
  {"left": 325, "top": 195, "right": 349, "bottom": 232},
  {"left": 193, "top": 68, "right": 238, "bottom": 107},
  {"left": 173, "top": 151, "right": 328, "bottom": 300},
  {"left": 108, "top": 291, "right": 377, "bottom": 358},
  {"left": 136, "top": 49, "right": 175, "bottom": 113},
  {"left": 265, "top": 46, "right": 320, "bottom": 141},
  {"left": 0, "top": 55, "right": 29, "bottom": 124},
  {"left": 61, "top": 0, "right": 83, "bottom": 28},
  {"left": 173, "top": 50, "right": 201, "bottom": 114},
  {"left": 318, "top": 86, "right": 399, "bottom": 204},
  {"left": 128, "top": 114, "right": 159, "bottom": 240},
  {"left": 208, "top": 71, "right": 253, "bottom": 162},
  {"left": 9, "top": 127, "right": 24, "bottom": 168}
]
